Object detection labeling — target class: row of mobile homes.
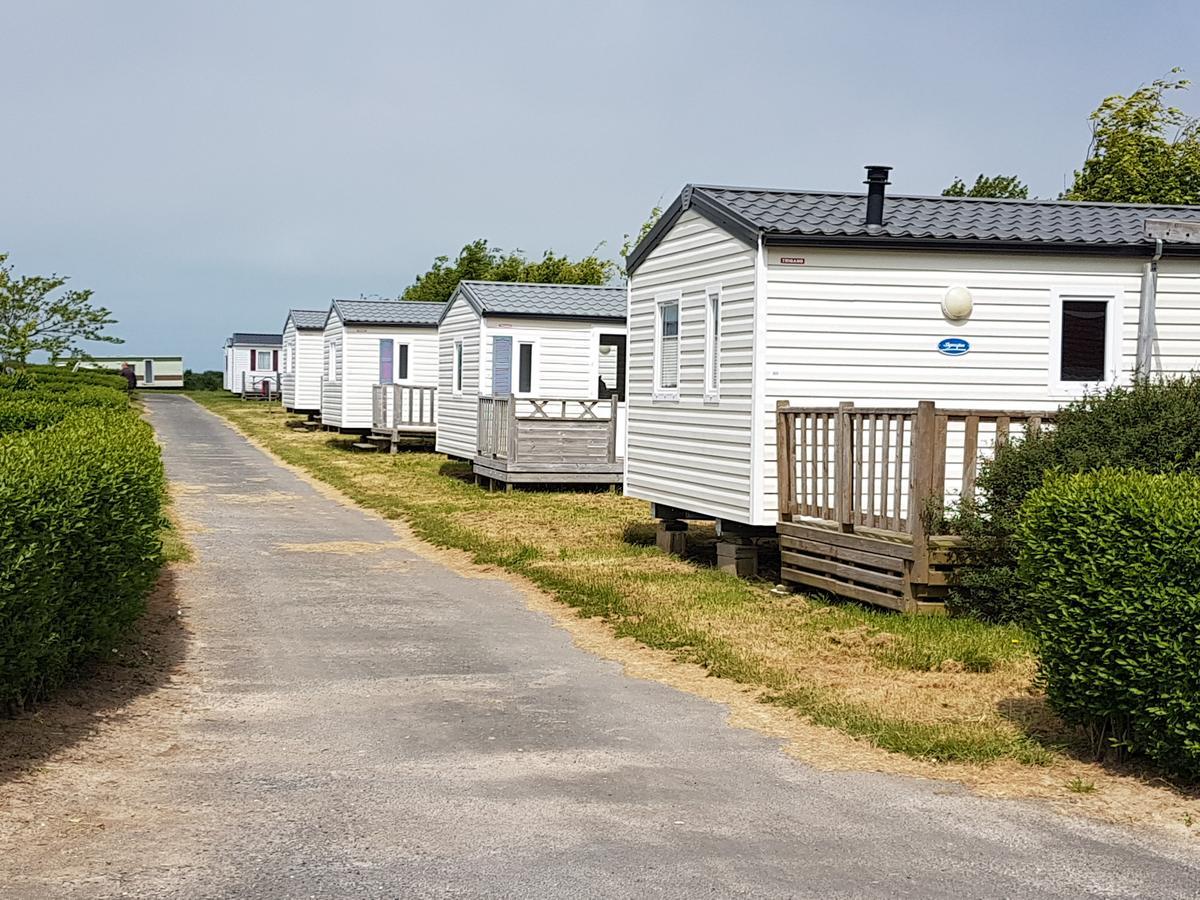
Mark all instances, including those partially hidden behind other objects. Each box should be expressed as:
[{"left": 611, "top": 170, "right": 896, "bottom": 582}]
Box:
[
  {"left": 61, "top": 355, "right": 184, "bottom": 388},
  {"left": 320, "top": 299, "right": 444, "bottom": 432},
  {"left": 224, "top": 332, "right": 282, "bottom": 397},
  {"left": 436, "top": 280, "right": 627, "bottom": 487},
  {"left": 281, "top": 309, "right": 326, "bottom": 413},
  {"left": 624, "top": 166, "right": 1200, "bottom": 608}
]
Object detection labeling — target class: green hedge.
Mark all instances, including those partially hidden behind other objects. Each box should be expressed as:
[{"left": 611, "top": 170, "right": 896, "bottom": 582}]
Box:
[
  {"left": 0, "top": 370, "right": 164, "bottom": 713},
  {"left": 1019, "top": 470, "right": 1200, "bottom": 778},
  {"left": 947, "top": 376, "right": 1200, "bottom": 622}
]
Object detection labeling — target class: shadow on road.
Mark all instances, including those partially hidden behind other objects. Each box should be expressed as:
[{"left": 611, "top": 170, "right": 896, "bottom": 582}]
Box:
[{"left": 0, "top": 568, "right": 191, "bottom": 785}]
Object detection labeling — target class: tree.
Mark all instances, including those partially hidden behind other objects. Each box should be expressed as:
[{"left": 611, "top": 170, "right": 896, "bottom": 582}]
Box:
[
  {"left": 1064, "top": 70, "right": 1200, "bottom": 204},
  {"left": 619, "top": 204, "right": 663, "bottom": 276},
  {"left": 401, "top": 240, "right": 615, "bottom": 303},
  {"left": 942, "top": 174, "right": 1030, "bottom": 199},
  {"left": 0, "top": 253, "right": 120, "bottom": 363}
]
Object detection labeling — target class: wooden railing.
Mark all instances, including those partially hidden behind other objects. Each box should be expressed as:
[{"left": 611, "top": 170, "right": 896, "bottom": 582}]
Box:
[
  {"left": 774, "top": 400, "right": 1053, "bottom": 610},
  {"left": 372, "top": 384, "right": 437, "bottom": 432},
  {"left": 776, "top": 400, "right": 1052, "bottom": 536},
  {"left": 477, "top": 396, "right": 619, "bottom": 464},
  {"left": 240, "top": 371, "right": 280, "bottom": 399}
]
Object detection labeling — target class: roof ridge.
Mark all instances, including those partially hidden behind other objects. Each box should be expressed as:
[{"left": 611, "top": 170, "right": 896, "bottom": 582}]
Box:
[
  {"left": 694, "top": 184, "right": 1200, "bottom": 212},
  {"left": 458, "top": 279, "right": 623, "bottom": 290}
]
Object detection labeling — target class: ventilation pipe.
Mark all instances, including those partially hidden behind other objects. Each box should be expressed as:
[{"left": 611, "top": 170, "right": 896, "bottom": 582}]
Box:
[{"left": 864, "top": 165, "right": 892, "bottom": 231}]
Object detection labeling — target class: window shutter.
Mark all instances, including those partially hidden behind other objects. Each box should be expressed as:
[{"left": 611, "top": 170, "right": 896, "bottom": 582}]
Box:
[
  {"left": 273, "top": 349, "right": 279, "bottom": 371},
  {"left": 491, "top": 336, "right": 512, "bottom": 395},
  {"left": 249, "top": 349, "right": 256, "bottom": 371},
  {"left": 379, "top": 339, "right": 393, "bottom": 383}
]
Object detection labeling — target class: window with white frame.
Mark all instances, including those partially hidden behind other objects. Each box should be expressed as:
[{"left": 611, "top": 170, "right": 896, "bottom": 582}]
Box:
[
  {"left": 1049, "top": 290, "right": 1121, "bottom": 396},
  {"left": 453, "top": 340, "right": 464, "bottom": 394},
  {"left": 654, "top": 295, "right": 680, "bottom": 399},
  {"left": 256, "top": 349, "right": 273, "bottom": 370},
  {"left": 704, "top": 287, "right": 721, "bottom": 400}
]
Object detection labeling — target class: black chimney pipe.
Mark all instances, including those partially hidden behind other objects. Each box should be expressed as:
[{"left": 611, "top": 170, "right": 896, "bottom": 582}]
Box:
[{"left": 864, "top": 165, "right": 892, "bottom": 229}]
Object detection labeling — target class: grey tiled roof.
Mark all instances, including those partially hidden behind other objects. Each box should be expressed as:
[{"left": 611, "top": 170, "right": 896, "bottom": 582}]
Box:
[
  {"left": 456, "top": 281, "right": 626, "bottom": 320},
  {"left": 691, "top": 186, "right": 1200, "bottom": 246},
  {"left": 227, "top": 332, "right": 282, "bottom": 347},
  {"left": 331, "top": 300, "right": 445, "bottom": 326},
  {"left": 288, "top": 309, "right": 328, "bottom": 330}
]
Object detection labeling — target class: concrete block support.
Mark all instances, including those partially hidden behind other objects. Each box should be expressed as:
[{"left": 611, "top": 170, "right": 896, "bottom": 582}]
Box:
[
  {"left": 716, "top": 539, "right": 758, "bottom": 578},
  {"left": 656, "top": 520, "right": 687, "bottom": 557}
]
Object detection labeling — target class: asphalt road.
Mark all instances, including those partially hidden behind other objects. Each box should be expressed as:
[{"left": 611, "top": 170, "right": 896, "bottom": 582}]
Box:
[{"left": 19, "top": 394, "right": 1200, "bottom": 898}]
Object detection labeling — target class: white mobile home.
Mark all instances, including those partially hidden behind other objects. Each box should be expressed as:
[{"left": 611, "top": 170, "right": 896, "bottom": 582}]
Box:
[
  {"left": 281, "top": 309, "right": 326, "bottom": 413},
  {"left": 436, "top": 280, "right": 627, "bottom": 485},
  {"left": 320, "top": 299, "right": 443, "bottom": 432},
  {"left": 224, "top": 333, "right": 282, "bottom": 396},
  {"left": 59, "top": 355, "right": 184, "bottom": 388},
  {"left": 624, "top": 168, "right": 1200, "bottom": 599}
]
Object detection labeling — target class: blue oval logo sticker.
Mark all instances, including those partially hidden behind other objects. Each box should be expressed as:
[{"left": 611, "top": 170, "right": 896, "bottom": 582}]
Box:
[{"left": 938, "top": 338, "right": 970, "bottom": 357}]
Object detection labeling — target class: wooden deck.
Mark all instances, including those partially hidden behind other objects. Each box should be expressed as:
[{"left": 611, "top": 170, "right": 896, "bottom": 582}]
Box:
[
  {"left": 371, "top": 384, "right": 437, "bottom": 451},
  {"left": 473, "top": 395, "right": 623, "bottom": 487},
  {"left": 239, "top": 372, "right": 280, "bottom": 401},
  {"left": 775, "top": 400, "right": 1051, "bottom": 613}
]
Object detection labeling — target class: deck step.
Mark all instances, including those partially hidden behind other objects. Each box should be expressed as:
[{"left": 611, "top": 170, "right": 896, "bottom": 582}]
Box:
[{"left": 350, "top": 441, "right": 379, "bottom": 452}]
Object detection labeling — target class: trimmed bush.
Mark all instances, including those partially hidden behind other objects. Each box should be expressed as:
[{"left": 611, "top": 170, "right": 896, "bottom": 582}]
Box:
[
  {"left": 0, "top": 370, "right": 164, "bottom": 713},
  {"left": 947, "top": 376, "right": 1200, "bottom": 622},
  {"left": 1019, "top": 470, "right": 1200, "bottom": 778}
]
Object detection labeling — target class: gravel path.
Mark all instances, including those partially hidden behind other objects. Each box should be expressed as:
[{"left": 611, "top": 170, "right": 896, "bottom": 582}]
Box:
[{"left": 6, "top": 394, "right": 1198, "bottom": 898}]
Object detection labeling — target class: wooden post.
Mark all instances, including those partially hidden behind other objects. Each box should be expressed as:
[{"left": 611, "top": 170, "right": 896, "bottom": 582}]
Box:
[
  {"left": 775, "top": 400, "right": 796, "bottom": 522},
  {"left": 836, "top": 401, "right": 855, "bottom": 533},
  {"left": 607, "top": 395, "right": 618, "bottom": 463},
  {"left": 507, "top": 394, "right": 519, "bottom": 463},
  {"left": 476, "top": 399, "right": 486, "bottom": 456},
  {"left": 907, "top": 400, "right": 937, "bottom": 597}
]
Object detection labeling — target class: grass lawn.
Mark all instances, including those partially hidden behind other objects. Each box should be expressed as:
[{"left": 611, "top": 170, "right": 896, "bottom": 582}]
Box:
[{"left": 191, "top": 392, "right": 1059, "bottom": 766}]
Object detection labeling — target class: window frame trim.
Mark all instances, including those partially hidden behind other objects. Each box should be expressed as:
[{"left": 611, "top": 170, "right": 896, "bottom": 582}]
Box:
[
  {"left": 514, "top": 339, "right": 538, "bottom": 397},
  {"left": 652, "top": 290, "right": 682, "bottom": 402},
  {"left": 1048, "top": 288, "right": 1123, "bottom": 399},
  {"left": 453, "top": 339, "right": 464, "bottom": 395},
  {"left": 703, "top": 284, "right": 722, "bottom": 403}
]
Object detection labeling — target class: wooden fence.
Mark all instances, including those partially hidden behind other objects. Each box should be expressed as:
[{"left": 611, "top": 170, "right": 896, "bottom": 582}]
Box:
[
  {"left": 775, "top": 400, "right": 1051, "bottom": 612},
  {"left": 240, "top": 371, "right": 280, "bottom": 400},
  {"left": 477, "top": 395, "right": 619, "bottom": 465},
  {"left": 372, "top": 384, "right": 437, "bottom": 434}
]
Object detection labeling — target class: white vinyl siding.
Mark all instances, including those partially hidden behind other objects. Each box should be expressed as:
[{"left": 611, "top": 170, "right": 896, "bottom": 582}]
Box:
[
  {"left": 625, "top": 209, "right": 759, "bottom": 523},
  {"left": 282, "top": 322, "right": 324, "bottom": 412},
  {"left": 437, "top": 293, "right": 483, "bottom": 459},
  {"left": 321, "top": 312, "right": 345, "bottom": 426},
  {"left": 757, "top": 247, "right": 1154, "bottom": 524}
]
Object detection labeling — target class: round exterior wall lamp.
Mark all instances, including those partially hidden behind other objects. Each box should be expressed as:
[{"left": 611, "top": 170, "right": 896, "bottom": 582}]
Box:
[{"left": 942, "top": 286, "right": 974, "bottom": 321}]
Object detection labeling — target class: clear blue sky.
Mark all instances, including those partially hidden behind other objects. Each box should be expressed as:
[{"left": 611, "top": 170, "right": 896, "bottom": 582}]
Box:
[{"left": 4, "top": 0, "right": 1198, "bottom": 369}]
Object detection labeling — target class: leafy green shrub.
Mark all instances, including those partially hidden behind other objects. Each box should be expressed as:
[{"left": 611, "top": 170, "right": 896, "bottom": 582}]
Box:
[
  {"left": 183, "top": 369, "right": 223, "bottom": 391},
  {"left": 0, "top": 371, "right": 164, "bottom": 712},
  {"left": 1019, "top": 470, "right": 1200, "bottom": 778},
  {"left": 947, "top": 376, "right": 1200, "bottom": 622}
]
